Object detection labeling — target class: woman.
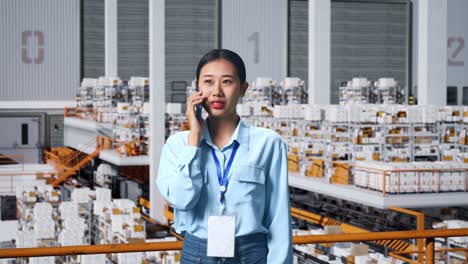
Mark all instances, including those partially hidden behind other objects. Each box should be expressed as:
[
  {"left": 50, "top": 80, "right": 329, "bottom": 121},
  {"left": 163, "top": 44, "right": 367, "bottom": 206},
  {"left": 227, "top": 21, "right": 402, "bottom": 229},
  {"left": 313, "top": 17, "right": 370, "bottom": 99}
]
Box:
[{"left": 157, "top": 49, "right": 292, "bottom": 264}]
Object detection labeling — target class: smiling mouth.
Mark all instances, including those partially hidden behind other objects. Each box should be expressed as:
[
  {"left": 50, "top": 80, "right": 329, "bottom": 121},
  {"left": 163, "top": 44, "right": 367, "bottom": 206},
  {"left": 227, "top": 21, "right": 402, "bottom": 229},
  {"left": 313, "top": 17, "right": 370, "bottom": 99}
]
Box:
[{"left": 210, "top": 101, "right": 225, "bottom": 109}]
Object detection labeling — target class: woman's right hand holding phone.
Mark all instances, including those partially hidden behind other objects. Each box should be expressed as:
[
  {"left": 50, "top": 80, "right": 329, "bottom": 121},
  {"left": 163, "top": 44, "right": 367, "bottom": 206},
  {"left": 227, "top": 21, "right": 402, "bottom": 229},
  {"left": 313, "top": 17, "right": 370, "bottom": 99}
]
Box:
[{"left": 186, "top": 91, "right": 206, "bottom": 147}]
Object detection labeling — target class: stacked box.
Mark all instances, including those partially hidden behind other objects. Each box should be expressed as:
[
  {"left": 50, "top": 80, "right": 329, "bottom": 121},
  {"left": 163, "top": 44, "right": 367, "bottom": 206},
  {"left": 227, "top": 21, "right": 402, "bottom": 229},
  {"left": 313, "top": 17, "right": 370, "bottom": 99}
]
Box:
[
  {"left": 420, "top": 169, "right": 438, "bottom": 192},
  {"left": 96, "top": 187, "right": 112, "bottom": 202},
  {"left": 59, "top": 202, "right": 79, "bottom": 219},
  {"left": 463, "top": 107, "right": 468, "bottom": 123},
  {"left": 438, "top": 106, "right": 462, "bottom": 122},
  {"left": 33, "top": 202, "right": 53, "bottom": 219},
  {"left": 58, "top": 227, "right": 85, "bottom": 246},
  {"left": 111, "top": 214, "right": 133, "bottom": 233},
  {"left": 288, "top": 154, "right": 300, "bottom": 172},
  {"left": 252, "top": 103, "right": 273, "bottom": 117},
  {"left": 80, "top": 254, "right": 107, "bottom": 264},
  {"left": 125, "top": 222, "right": 146, "bottom": 240},
  {"left": 306, "top": 158, "right": 325, "bottom": 178},
  {"left": 29, "top": 257, "right": 55, "bottom": 264},
  {"left": 419, "top": 105, "right": 438, "bottom": 123},
  {"left": 355, "top": 161, "right": 468, "bottom": 193},
  {"left": 273, "top": 105, "right": 289, "bottom": 119},
  {"left": 113, "top": 199, "right": 136, "bottom": 213},
  {"left": 304, "top": 106, "right": 324, "bottom": 121},
  {"left": 236, "top": 103, "right": 252, "bottom": 117},
  {"left": 348, "top": 105, "right": 379, "bottom": 123},
  {"left": 16, "top": 186, "right": 38, "bottom": 204},
  {"left": 325, "top": 106, "right": 348, "bottom": 123},
  {"left": 93, "top": 200, "right": 114, "bottom": 218},
  {"left": 445, "top": 220, "right": 468, "bottom": 245},
  {"left": 71, "top": 187, "right": 91, "bottom": 204},
  {"left": 33, "top": 218, "right": 55, "bottom": 239},
  {"left": 116, "top": 252, "right": 144, "bottom": 264},
  {"left": 16, "top": 230, "right": 37, "bottom": 248},
  {"left": 331, "top": 163, "right": 351, "bottom": 185},
  {"left": 289, "top": 104, "right": 307, "bottom": 119}
]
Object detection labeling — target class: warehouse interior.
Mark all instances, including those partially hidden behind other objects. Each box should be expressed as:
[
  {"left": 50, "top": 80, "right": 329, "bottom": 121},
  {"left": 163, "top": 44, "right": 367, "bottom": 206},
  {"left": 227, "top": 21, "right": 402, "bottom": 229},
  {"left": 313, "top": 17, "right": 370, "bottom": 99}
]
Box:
[{"left": 0, "top": 0, "right": 467, "bottom": 263}]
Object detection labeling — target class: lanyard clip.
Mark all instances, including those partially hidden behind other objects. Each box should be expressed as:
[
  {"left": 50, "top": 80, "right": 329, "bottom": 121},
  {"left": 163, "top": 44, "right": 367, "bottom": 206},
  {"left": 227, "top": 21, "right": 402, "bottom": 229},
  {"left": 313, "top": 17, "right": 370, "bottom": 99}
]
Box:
[{"left": 219, "top": 191, "right": 225, "bottom": 204}]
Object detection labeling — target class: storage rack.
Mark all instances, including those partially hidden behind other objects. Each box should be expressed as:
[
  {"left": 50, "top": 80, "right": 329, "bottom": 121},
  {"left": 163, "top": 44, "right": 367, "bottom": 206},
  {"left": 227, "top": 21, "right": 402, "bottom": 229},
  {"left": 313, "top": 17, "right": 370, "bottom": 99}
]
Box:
[
  {"left": 381, "top": 123, "right": 411, "bottom": 163},
  {"left": 339, "top": 84, "right": 376, "bottom": 105},
  {"left": 325, "top": 121, "right": 352, "bottom": 184},
  {"left": 350, "top": 123, "right": 382, "bottom": 162},
  {"left": 411, "top": 123, "right": 440, "bottom": 162},
  {"left": 114, "top": 109, "right": 141, "bottom": 156},
  {"left": 440, "top": 122, "right": 462, "bottom": 161},
  {"left": 300, "top": 121, "right": 327, "bottom": 178},
  {"left": 376, "top": 85, "right": 405, "bottom": 104},
  {"left": 447, "top": 239, "right": 467, "bottom": 263},
  {"left": 139, "top": 111, "right": 150, "bottom": 155}
]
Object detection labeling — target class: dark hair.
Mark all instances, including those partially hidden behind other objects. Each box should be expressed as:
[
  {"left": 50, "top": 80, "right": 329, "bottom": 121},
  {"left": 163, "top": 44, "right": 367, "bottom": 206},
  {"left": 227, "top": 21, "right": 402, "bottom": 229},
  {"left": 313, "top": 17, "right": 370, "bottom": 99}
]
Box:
[{"left": 196, "top": 49, "right": 247, "bottom": 84}]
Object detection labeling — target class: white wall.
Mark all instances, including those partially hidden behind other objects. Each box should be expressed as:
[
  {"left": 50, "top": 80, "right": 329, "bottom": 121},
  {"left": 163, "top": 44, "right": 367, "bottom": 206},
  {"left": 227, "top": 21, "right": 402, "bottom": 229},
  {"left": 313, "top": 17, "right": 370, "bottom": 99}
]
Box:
[
  {"left": 222, "top": 0, "right": 288, "bottom": 83},
  {"left": 0, "top": 220, "right": 18, "bottom": 242},
  {"left": 413, "top": 0, "right": 468, "bottom": 104},
  {"left": 447, "top": 0, "right": 468, "bottom": 98},
  {"left": 0, "top": 0, "right": 79, "bottom": 102}
]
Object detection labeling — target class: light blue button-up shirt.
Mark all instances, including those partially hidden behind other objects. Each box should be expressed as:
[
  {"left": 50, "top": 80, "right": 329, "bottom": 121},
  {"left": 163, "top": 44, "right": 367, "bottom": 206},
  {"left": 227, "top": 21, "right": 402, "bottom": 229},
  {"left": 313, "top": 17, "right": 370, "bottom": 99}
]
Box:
[{"left": 156, "top": 118, "right": 293, "bottom": 263}]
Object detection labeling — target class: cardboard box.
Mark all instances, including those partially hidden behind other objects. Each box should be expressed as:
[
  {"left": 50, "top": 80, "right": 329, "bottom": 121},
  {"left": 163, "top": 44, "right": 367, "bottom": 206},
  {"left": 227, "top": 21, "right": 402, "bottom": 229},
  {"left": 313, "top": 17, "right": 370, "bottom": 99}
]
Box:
[
  {"left": 288, "top": 154, "right": 299, "bottom": 172},
  {"left": 351, "top": 243, "right": 369, "bottom": 256},
  {"left": 307, "top": 159, "right": 325, "bottom": 177},
  {"left": 324, "top": 226, "right": 342, "bottom": 234},
  {"left": 331, "top": 163, "right": 351, "bottom": 185}
]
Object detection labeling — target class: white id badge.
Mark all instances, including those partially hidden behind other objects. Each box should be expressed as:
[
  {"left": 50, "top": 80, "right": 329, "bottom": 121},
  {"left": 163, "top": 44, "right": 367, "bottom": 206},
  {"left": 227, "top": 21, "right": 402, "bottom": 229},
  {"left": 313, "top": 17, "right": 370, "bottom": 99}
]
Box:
[{"left": 207, "top": 215, "right": 235, "bottom": 257}]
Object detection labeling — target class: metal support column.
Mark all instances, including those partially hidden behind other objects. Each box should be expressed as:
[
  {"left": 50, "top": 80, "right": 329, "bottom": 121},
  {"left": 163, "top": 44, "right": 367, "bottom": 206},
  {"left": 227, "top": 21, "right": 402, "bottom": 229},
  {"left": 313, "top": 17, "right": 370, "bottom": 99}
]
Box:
[
  {"left": 104, "top": 0, "right": 118, "bottom": 77},
  {"left": 417, "top": 0, "right": 447, "bottom": 105},
  {"left": 308, "top": 0, "right": 331, "bottom": 105},
  {"left": 149, "top": 0, "right": 166, "bottom": 223}
]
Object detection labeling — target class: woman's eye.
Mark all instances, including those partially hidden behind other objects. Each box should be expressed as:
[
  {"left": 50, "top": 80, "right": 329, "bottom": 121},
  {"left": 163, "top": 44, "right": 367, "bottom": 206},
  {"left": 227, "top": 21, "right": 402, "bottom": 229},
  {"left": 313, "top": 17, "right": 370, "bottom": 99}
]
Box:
[{"left": 204, "top": 80, "right": 212, "bottom": 84}]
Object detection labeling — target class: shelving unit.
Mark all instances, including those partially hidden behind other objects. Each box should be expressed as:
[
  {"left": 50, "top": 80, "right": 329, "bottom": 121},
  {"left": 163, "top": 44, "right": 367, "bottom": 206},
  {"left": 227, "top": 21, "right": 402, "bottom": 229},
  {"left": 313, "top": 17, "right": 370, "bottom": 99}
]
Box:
[
  {"left": 411, "top": 123, "right": 440, "bottom": 161},
  {"left": 440, "top": 123, "right": 462, "bottom": 161},
  {"left": 289, "top": 172, "right": 468, "bottom": 209},
  {"left": 350, "top": 123, "right": 381, "bottom": 162},
  {"left": 381, "top": 123, "right": 411, "bottom": 163},
  {"left": 114, "top": 106, "right": 142, "bottom": 156},
  {"left": 447, "top": 240, "right": 467, "bottom": 263},
  {"left": 339, "top": 84, "right": 376, "bottom": 105}
]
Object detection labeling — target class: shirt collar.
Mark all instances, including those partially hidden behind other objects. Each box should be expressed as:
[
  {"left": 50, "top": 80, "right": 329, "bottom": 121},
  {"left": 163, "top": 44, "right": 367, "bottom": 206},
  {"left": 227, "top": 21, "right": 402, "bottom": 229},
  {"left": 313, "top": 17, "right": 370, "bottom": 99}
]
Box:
[{"left": 201, "top": 116, "right": 250, "bottom": 151}]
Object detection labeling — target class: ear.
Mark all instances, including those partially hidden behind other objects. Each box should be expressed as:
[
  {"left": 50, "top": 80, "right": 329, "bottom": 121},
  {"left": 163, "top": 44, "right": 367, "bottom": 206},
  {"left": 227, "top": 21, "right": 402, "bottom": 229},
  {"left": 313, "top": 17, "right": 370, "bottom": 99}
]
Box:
[{"left": 240, "top": 82, "right": 249, "bottom": 97}]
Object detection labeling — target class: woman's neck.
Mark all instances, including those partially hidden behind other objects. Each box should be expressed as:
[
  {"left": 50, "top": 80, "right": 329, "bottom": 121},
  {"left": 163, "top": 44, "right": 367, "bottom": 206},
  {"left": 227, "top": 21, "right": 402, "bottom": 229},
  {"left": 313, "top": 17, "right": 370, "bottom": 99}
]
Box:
[{"left": 207, "top": 113, "right": 239, "bottom": 149}]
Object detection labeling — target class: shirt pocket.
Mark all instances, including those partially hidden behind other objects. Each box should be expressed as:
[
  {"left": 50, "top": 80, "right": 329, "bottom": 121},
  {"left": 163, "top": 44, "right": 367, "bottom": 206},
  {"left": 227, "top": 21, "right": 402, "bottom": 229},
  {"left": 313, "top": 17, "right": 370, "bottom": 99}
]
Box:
[{"left": 231, "top": 164, "right": 266, "bottom": 205}]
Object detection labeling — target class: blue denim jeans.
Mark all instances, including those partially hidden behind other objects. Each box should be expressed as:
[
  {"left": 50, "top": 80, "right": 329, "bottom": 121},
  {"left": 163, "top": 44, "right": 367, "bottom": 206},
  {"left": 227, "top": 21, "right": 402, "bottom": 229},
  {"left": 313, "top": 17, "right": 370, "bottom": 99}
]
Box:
[{"left": 181, "top": 232, "right": 268, "bottom": 264}]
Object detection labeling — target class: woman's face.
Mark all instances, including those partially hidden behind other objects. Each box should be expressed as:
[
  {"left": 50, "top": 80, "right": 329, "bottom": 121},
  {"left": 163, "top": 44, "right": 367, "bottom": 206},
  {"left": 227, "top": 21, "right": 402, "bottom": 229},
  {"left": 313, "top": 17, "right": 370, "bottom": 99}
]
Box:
[{"left": 198, "top": 59, "right": 248, "bottom": 119}]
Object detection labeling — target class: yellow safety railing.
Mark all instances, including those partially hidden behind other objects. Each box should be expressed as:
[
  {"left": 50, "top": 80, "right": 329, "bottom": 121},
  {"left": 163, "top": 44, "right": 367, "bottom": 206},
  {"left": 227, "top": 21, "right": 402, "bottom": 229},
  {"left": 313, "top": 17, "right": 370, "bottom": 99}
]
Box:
[{"left": 0, "top": 228, "right": 467, "bottom": 263}]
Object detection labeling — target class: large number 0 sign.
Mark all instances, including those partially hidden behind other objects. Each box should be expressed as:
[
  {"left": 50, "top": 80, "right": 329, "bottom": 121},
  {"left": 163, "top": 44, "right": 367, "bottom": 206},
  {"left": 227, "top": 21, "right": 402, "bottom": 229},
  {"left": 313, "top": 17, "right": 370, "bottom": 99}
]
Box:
[
  {"left": 22, "top": 31, "right": 45, "bottom": 64},
  {"left": 448, "top": 36, "right": 465, "bottom": 67}
]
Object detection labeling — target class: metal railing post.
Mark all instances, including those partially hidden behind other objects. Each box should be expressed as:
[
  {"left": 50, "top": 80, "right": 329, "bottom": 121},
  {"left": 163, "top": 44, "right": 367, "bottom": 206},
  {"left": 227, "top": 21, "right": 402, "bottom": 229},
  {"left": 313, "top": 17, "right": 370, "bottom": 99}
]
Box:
[{"left": 425, "top": 237, "right": 435, "bottom": 264}]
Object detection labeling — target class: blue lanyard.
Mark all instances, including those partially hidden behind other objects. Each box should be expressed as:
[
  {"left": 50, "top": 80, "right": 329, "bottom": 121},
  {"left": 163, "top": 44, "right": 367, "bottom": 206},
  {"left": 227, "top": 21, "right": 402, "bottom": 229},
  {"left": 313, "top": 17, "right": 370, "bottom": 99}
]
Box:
[{"left": 210, "top": 141, "right": 240, "bottom": 204}]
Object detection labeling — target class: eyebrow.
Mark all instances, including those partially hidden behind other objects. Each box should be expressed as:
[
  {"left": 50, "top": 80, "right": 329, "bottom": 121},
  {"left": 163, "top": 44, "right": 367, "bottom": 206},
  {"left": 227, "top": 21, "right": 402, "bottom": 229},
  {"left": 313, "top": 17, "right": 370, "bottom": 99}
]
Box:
[{"left": 201, "top": 74, "right": 234, "bottom": 78}]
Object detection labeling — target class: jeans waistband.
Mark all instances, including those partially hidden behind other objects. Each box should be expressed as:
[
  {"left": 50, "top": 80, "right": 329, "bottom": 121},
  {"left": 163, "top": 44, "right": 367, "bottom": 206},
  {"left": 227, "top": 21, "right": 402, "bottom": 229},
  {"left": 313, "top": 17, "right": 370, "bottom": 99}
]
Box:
[{"left": 184, "top": 232, "right": 267, "bottom": 245}]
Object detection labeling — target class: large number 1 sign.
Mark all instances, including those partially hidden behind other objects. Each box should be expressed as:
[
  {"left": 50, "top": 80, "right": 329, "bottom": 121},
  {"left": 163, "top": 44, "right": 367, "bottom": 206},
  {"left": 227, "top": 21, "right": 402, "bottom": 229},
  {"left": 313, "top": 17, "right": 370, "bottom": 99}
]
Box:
[{"left": 22, "top": 31, "right": 45, "bottom": 64}]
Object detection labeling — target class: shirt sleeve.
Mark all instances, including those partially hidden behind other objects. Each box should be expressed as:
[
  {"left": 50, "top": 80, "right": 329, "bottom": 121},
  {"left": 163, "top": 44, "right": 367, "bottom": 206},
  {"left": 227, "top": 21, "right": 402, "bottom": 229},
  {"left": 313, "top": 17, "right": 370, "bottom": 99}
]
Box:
[
  {"left": 156, "top": 134, "right": 203, "bottom": 210},
  {"left": 265, "top": 139, "right": 293, "bottom": 264}
]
